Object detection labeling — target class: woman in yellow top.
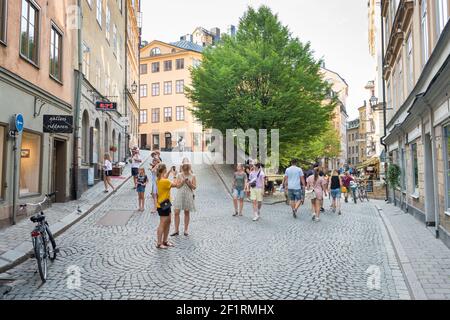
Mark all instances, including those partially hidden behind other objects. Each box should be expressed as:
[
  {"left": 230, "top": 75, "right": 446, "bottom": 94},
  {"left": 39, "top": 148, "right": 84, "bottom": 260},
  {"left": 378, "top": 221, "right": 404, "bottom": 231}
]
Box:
[{"left": 156, "top": 164, "right": 181, "bottom": 249}]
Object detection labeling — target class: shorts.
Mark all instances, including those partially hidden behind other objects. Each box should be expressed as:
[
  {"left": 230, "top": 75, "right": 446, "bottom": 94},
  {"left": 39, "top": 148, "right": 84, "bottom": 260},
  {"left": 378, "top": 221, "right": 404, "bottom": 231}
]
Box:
[
  {"left": 136, "top": 185, "right": 145, "bottom": 193},
  {"left": 105, "top": 170, "right": 113, "bottom": 177},
  {"left": 157, "top": 207, "right": 171, "bottom": 217},
  {"left": 131, "top": 168, "right": 139, "bottom": 177},
  {"left": 250, "top": 188, "right": 263, "bottom": 202},
  {"left": 288, "top": 189, "right": 303, "bottom": 202},
  {"left": 330, "top": 188, "right": 341, "bottom": 199},
  {"left": 233, "top": 189, "right": 245, "bottom": 200}
]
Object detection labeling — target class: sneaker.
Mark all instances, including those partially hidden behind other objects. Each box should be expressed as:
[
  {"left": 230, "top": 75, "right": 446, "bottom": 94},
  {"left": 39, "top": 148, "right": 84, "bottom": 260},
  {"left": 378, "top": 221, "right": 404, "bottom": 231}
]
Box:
[
  {"left": 315, "top": 217, "right": 321, "bottom": 222},
  {"left": 253, "top": 216, "right": 259, "bottom": 222},
  {"left": 320, "top": 207, "right": 325, "bottom": 213},
  {"left": 293, "top": 211, "right": 297, "bottom": 219},
  {"left": 312, "top": 214, "right": 316, "bottom": 221},
  {"left": 338, "top": 211, "right": 342, "bottom": 216}
]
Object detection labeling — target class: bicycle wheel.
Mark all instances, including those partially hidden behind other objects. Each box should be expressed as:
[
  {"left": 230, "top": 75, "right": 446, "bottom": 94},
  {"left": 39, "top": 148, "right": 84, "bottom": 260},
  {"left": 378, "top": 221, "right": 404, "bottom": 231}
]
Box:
[
  {"left": 358, "top": 189, "right": 364, "bottom": 202},
  {"left": 33, "top": 236, "right": 48, "bottom": 283},
  {"left": 45, "top": 225, "right": 57, "bottom": 261}
]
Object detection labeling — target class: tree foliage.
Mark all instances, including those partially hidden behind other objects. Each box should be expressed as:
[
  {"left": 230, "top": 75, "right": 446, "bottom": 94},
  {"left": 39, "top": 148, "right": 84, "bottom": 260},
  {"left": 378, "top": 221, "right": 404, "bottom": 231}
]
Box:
[{"left": 187, "top": 6, "right": 335, "bottom": 163}]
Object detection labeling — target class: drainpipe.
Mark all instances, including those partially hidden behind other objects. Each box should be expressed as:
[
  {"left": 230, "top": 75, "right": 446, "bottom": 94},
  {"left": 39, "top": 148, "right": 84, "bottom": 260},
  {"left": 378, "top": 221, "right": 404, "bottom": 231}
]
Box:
[
  {"left": 72, "top": 0, "right": 83, "bottom": 200},
  {"left": 379, "top": 0, "right": 389, "bottom": 202},
  {"left": 124, "top": 0, "right": 129, "bottom": 160},
  {"left": 425, "top": 101, "right": 440, "bottom": 239}
]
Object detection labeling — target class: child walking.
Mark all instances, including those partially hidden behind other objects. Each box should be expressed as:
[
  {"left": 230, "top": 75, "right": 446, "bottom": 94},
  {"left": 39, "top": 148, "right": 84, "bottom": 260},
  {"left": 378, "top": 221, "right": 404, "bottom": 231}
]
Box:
[{"left": 136, "top": 168, "right": 148, "bottom": 212}]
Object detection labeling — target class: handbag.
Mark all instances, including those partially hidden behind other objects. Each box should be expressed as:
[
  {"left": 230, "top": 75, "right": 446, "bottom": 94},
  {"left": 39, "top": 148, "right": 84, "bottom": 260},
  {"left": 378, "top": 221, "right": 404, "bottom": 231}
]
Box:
[
  {"left": 159, "top": 199, "right": 172, "bottom": 211},
  {"left": 304, "top": 188, "right": 316, "bottom": 201},
  {"left": 249, "top": 170, "right": 261, "bottom": 188},
  {"left": 341, "top": 186, "right": 348, "bottom": 193}
]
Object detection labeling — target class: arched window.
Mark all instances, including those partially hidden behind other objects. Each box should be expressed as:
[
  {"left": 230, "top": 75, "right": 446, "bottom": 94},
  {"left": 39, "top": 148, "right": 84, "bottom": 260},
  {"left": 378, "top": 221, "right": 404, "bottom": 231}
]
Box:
[
  {"left": 104, "top": 121, "right": 109, "bottom": 155},
  {"left": 81, "top": 110, "right": 90, "bottom": 164},
  {"left": 150, "top": 47, "right": 161, "bottom": 56},
  {"left": 93, "top": 119, "right": 100, "bottom": 163}
]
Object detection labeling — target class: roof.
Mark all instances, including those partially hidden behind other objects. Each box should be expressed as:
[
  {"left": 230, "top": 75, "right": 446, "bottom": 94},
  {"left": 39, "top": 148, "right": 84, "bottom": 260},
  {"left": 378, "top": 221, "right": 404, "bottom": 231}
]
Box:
[
  {"left": 170, "top": 40, "right": 204, "bottom": 53},
  {"left": 321, "top": 67, "right": 349, "bottom": 87}
]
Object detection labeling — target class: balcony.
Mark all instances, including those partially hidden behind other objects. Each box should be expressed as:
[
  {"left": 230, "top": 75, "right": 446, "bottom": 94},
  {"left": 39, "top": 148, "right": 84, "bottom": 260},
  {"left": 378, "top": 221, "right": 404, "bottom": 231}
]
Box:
[{"left": 382, "top": 0, "right": 414, "bottom": 79}]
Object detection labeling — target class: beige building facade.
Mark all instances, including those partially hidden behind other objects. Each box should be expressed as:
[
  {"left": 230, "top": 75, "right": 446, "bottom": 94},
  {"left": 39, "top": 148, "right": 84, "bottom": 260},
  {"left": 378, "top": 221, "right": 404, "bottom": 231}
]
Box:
[
  {"left": 0, "top": 0, "right": 77, "bottom": 224},
  {"left": 139, "top": 40, "right": 204, "bottom": 152},
  {"left": 377, "top": 0, "right": 450, "bottom": 247},
  {"left": 347, "top": 119, "right": 361, "bottom": 166}
]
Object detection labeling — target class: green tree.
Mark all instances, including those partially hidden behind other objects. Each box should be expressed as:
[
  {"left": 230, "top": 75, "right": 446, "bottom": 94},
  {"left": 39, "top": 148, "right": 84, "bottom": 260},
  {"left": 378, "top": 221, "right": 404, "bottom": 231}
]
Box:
[{"left": 187, "top": 6, "right": 335, "bottom": 163}]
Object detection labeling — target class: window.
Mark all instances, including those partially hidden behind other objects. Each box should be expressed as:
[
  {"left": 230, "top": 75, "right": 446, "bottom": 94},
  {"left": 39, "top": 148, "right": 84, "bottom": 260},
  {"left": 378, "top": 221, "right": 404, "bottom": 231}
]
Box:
[
  {"left": 151, "top": 62, "right": 160, "bottom": 73},
  {"left": 96, "top": 0, "right": 102, "bottom": 26},
  {"left": 49, "top": 24, "right": 62, "bottom": 81},
  {"left": 151, "top": 82, "right": 160, "bottom": 96},
  {"left": 0, "top": 0, "right": 7, "bottom": 44},
  {"left": 164, "top": 60, "right": 172, "bottom": 71},
  {"left": 118, "top": 0, "right": 122, "bottom": 13},
  {"left": 421, "top": 0, "right": 429, "bottom": 67},
  {"left": 397, "top": 55, "right": 403, "bottom": 107},
  {"left": 150, "top": 47, "right": 161, "bottom": 56},
  {"left": 82, "top": 42, "right": 90, "bottom": 80},
  {"left": 139, "top": 110, "right": 147, "bottom": 124},
  {"left": 140, "top": 84, "right": 147, "bottom": 97},
  {"left": 140, "top": 64, "right": 147, "bottom": 74},
  {"left": 105, "top": 5, "right": 110, "bottom": 42},
  {"left": 406, "top": 32, "right": 414, "bottom": 93},
  {"left": 176, "top": 58, "right": 184, "bottom": 70},
  {"left": 445, "top": 125, "right": 450, "bottom": 212},
  {"left": 20, "top": 0, "right": 40, "bottom": 65},
  {"left": 20, "top": 131, "right": 41, "bottom": 196},
  {"left": 151, "top": 108, "right": 160, "bottom": 123},
  {"left": 176, "top": 80, "right": 184, "bottom": 94},
  {"left": 386, "top": 81, "right": 392, "bottom": 111},
  {"left": 436, "top": 0, "right": 449, "bottom": 36},
  {"left": 164, "top": 81, "right": 172, "bottom": 95},
  {"left": 112, "top": 24, "right": 117, "bottom": 56},
  {"left": 411, "top": 143, "right": 419, "bottom": 193},
  {"left": 176, "top": 106, "right": 185, "bottom": 121},
  {"left": 164, "top": 107, "right": 172, "bottom": 122},
  {"left": 0, "top": 125, "right": 4, "bottom": 199}
]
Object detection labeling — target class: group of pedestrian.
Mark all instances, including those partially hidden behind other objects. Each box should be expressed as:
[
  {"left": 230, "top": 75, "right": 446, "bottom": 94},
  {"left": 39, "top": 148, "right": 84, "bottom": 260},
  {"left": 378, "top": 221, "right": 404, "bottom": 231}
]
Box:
[{"left": 231, "top": 163, "right": 266, "bottom": 221}]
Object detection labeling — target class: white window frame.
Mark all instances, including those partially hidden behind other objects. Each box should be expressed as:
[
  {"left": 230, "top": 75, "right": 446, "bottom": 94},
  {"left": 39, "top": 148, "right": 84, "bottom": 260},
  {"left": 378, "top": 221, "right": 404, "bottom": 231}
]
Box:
[
  {"left": 411, "top": 142, "right": 419, "bottom": 196},
  {"left": 164, "top": 81, "right": 172, "bottom": 95},
  {"left": 406, "top": 32, "right": 414, "bottom": 93},
  {"left": 105, "top": 5, "right": 110, "bottom": 42},
  {"left": 139, "top": 110, "right": 147, "bottom": 124},
  {"left": 151, "top": 82, "right": 160, "bottom": 96},
  {"left": 96, "top": 0, "right": 102, "bottom": 27},
  {"left": 0, "top": 0, "right": 7, "bottom": 45},
  {"left": 140, "top": 84, "right": 147, "bottom": 97},
  {"left": 176, "top": 106, "right": 185, "bottom": 121},
  {"left": 436, "top": 0, "right": 449, "bottom": 36},
  {"left": 421, "top": 0, "right": 429, "bottom": 67},
  {"left": 176, "top": 80, "right": 184, "bottom": 94}
]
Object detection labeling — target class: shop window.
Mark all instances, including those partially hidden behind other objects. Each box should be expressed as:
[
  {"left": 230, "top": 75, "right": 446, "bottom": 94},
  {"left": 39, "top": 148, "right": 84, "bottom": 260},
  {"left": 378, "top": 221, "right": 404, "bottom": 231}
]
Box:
[
  {"left": 411, "top": 143, "right": 419, "bottom": 195},
  {"left": 20, "top": 131, "right": 41, "bottom": 196},
  {"left": 445, "top": 125, "right": 450, "bottom": 213},
  {"left": 0, "top": 125, "right": 4, "bottom": 199}
]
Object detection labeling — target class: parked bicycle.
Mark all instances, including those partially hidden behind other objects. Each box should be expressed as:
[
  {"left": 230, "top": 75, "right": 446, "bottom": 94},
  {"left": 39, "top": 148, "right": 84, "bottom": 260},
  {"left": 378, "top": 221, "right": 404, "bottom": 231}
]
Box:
[
  {"left": 20, "top": 193, "right": 59, "bottom": 283},
  {"left": 357, "top": 180, "right": 370, "bottom": 202}
]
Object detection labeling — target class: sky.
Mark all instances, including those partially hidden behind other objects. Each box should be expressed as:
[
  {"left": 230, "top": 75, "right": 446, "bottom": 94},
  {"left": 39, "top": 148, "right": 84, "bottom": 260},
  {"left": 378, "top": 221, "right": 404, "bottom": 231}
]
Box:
[{"left": 141, "top": 0, "right": 375, "bottom": 120}]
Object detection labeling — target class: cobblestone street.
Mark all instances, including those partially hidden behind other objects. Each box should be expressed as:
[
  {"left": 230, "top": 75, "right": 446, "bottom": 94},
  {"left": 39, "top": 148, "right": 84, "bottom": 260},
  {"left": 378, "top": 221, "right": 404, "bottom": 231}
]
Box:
[{"left": 0, "top": 153, "right": 421, "bottom": 300}]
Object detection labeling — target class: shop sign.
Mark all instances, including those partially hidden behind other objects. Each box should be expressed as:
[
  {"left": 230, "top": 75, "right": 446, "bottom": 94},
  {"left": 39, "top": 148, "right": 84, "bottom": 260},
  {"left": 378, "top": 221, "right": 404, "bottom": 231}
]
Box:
[
  {"left": 43, "top": 115, "right": 74, "bottom": 133},
  {"left": 96, "top": 101, "right": 117, "bottom": 111}
]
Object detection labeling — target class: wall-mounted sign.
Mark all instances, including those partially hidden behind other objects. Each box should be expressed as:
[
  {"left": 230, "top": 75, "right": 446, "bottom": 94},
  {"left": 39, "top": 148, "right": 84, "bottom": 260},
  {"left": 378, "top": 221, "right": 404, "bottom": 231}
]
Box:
[
  {"left": 43, "top": 115, "right": 73, "bottom": 133},
  {"left": 96, "top": 101, "right": 117, "bottom": 111},
  {"left": 10, "top": 114, "right": 24, "bottom": 133}
]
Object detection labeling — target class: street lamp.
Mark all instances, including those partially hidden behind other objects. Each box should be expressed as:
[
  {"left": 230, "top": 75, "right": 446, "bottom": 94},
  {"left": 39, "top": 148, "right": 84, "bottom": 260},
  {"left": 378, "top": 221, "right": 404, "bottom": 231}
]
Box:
[{"left": 369, "top": 95, "right": 379, "bottom": 109}]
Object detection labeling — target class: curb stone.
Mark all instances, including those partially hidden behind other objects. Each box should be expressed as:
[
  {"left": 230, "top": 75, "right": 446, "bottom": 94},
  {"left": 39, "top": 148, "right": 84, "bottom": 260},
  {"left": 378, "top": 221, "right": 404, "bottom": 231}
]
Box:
[{"left": 375, "top": 205, "right": 428, "bottom": 300}]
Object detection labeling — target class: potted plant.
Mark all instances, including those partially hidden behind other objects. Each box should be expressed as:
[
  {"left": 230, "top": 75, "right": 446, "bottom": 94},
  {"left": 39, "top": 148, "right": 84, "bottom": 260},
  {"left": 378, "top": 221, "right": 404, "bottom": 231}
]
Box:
[{"left": 387, "top": 164, "right": 401, "bottom": 206}]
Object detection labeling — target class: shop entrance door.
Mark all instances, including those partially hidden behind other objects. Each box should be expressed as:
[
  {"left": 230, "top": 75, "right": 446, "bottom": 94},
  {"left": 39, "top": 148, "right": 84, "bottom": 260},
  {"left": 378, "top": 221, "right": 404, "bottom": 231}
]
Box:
[{"left": 52, "top": 139, "right": 67, "bottom": 203}]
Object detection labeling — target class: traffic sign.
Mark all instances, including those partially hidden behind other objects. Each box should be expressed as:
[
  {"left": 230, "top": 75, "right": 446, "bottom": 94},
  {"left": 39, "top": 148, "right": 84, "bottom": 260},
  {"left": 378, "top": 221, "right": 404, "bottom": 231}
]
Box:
[{"left": 11, "top": 114, "right": 24, "bottom": 133}]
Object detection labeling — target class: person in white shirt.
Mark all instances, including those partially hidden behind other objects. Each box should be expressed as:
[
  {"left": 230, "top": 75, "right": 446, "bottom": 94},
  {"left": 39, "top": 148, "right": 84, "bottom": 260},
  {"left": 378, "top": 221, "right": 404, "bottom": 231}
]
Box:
[
  {"left": 283, "top": 159, "right": 306, "bottom": 218},
  {"left": 178, "top": 137, "right": 186, "bottom": 153},
  {"left": 103, "top": 153, "right": 115, "bottom": 193},
  {"left": 131, "top": 148, "right": 142, "bottom": 189}
]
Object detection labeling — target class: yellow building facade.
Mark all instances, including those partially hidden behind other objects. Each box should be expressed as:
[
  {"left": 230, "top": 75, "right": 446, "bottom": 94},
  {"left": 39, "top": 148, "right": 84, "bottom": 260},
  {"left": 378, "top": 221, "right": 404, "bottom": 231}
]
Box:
[{"left": 139, "top": 40, "right": 204, "bottom": 152}]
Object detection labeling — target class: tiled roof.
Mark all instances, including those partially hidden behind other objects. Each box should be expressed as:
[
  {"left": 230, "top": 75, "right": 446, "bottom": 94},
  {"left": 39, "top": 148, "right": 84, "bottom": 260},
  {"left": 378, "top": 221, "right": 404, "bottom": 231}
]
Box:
[{"left": 170, "top": 41, "right": 204, "bottom": 53}]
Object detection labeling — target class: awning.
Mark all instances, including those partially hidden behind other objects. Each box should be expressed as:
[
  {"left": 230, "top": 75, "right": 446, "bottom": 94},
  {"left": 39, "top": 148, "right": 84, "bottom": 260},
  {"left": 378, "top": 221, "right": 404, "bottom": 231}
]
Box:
[{"left": 356, "top": 157, "right": 380, "bottom": 169}]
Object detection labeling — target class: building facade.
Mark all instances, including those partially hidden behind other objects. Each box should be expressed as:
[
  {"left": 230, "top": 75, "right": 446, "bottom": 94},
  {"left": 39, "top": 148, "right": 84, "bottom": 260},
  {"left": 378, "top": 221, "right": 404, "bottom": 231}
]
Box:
[
  {"left": 378, "top": 0, "right": 450, "bottom": 247},
  {"left": 139, "top": 40, "right": 204, "bottom": 152},
  {"left": 347, "top": 119, "right": 361, "bottom": 166},
  {"left": 321, "top": 67, "right": 349, "bottom": 170},
  {"left": 0, "top": 0, "right": 77, "bottom": 224},
  {"left": 76, "top": 0, "right": 128, "bottom": 197}
]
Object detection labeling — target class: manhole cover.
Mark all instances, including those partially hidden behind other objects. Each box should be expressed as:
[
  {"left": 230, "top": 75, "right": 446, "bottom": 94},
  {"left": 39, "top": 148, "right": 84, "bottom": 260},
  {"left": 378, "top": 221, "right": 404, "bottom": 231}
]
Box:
[{"left": 97, "top": 210, "right": 135, "bottom": 226}]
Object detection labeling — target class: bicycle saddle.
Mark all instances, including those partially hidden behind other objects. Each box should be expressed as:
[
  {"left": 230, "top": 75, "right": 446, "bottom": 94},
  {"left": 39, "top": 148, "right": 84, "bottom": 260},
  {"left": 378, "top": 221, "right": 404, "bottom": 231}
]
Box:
[{"left": 30, "top": 215, "right": 45, "bottom": 223}]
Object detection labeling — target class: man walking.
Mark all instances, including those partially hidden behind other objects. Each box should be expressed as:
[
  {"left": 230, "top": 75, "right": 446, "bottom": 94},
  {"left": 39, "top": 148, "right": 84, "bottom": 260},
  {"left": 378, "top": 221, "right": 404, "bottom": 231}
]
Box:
[{"left": 283, "top": 159, "right": 306, "bottom": 218}]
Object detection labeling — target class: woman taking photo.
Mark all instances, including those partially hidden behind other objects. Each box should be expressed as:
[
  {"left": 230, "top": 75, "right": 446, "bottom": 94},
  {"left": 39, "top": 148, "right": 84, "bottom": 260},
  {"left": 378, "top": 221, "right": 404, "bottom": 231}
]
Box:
[
  {"left": 171, "top": 160, "right": 197, "bottom": 237},
  {"left": 329, "top": 169, "right": 342, "bottom": 215},
  {"left": 155, "top": 164, "right": 179, "bottom": 249},
  {"left": 103, "top": 153, "right": 115, "bottom": 193},
  {"left": 306, "top": 168, "right": 326, "bottom": 222}
]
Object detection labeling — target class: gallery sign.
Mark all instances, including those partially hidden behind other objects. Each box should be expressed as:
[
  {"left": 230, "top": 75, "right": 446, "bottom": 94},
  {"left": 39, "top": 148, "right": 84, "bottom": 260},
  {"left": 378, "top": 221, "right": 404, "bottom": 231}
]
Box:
[
  {"left": 96, "top": 101, "right": 117, "bottom": 111},
  {"left": 43, "top": 115, "right": 74, "bottom": 133}
]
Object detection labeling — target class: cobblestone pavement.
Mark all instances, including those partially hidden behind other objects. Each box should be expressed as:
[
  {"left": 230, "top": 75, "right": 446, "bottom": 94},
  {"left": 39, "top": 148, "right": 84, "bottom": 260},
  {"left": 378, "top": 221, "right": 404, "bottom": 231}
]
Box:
[
  {"left": 2, "top": 153, "right": 410, "bottom": 300},
  {"left": 374, "top": 201, "right": 450, "bottom": 300}
]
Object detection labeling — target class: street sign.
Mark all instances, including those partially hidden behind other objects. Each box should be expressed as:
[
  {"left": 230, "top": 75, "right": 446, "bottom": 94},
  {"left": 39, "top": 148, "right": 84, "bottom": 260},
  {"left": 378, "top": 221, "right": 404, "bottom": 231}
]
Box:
[
  {"left": 43, "top": 115, "right": 74, "bottom": 133},
  {"left": 96, "top": 101, "right": 117, "bottom": 111},
  {"left": 11, "top": 114, "right": 24, "bottom": 133}
]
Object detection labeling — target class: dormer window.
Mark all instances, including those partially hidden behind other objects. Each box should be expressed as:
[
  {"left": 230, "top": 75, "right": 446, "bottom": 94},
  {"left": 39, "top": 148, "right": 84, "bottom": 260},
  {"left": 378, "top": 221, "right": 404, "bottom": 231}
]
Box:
[{"left": 150, "top": 47, "right": 161, "bottom": 56}]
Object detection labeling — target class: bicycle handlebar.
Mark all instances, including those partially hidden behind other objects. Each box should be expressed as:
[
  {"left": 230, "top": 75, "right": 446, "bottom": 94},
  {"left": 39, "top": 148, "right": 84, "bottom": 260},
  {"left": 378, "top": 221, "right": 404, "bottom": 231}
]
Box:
[{"left": 19, "top": 192, "right": 57, "bottom": 208}]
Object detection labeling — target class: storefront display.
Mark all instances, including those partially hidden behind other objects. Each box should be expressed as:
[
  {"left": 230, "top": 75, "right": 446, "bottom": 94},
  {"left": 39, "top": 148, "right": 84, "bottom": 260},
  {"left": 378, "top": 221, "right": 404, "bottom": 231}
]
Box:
[
  {"left": 19, "top": 131, "right": 41, "bottom": 196},
  {"left": 0, "top": 125, "right": 4, "bottom": 199}
]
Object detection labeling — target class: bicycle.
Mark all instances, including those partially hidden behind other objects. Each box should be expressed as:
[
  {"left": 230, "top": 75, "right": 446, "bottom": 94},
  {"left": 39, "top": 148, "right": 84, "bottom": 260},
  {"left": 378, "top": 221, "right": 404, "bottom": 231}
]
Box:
[
  {"left": 20, "top": 193, "right": 59, "bottom": 283},
  {"left": 357, "top": 182, "right": 370, "bottom": 202}
]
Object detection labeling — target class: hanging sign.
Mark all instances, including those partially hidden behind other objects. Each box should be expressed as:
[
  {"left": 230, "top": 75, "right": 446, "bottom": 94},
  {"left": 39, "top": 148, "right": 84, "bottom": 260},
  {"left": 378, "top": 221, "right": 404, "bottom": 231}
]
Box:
[
  {"left": 96, "top": 101, "right": 117, "bottom": 111},
  {"left": 43, "top": 115, "right": 74, "bottom": 133}
]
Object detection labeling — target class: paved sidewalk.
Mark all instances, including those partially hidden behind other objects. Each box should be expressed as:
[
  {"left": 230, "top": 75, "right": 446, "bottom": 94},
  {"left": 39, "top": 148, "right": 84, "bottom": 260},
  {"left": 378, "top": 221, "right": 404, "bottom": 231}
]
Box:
[
  {"left": 212, "top": 164, "right": 286, "bottom": 205},
  {"left": 374, "top": 200, "right": 450, "bottom": 300},
  {"left": 0, "top": 151, "right": 151, "bottom": 273}
]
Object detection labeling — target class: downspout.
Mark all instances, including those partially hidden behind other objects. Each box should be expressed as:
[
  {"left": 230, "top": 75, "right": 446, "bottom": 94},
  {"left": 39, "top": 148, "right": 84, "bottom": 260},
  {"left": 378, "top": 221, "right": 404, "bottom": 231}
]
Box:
[
  {"left": 425, "top": 100, "right": 440, "bottom": 239},
  {"left": 379, "top": 0, "right": 389, "bottom": 202},
  {"left": 72, "top": 0, "right": 83, "bottom": 199},
  {"left": 124, "top": 0, "right": 129, "bottom": 159}
]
